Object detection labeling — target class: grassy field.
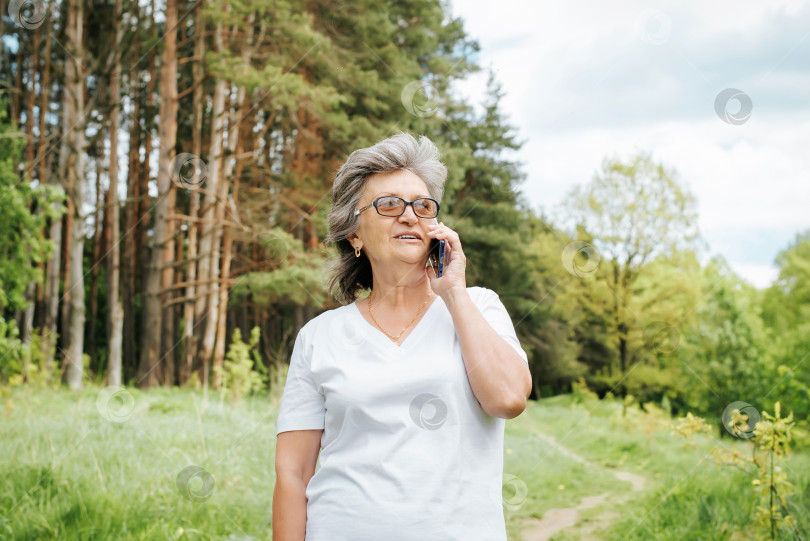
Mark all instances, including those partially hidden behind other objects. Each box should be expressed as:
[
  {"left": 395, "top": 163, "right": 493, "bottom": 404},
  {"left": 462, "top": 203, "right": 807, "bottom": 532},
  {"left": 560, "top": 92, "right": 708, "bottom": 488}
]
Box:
[
  {"left": 1, "top": 385, "right": 807, "bottom": 540},
  {"left": 506, "top": 394, "right": 810, "bottom": 540}
]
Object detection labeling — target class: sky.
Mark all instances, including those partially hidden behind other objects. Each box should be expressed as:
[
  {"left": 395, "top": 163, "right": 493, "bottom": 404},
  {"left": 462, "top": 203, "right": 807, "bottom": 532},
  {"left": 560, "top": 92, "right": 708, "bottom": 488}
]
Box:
[{"left": 447, "top": 0, "right": 810, "bottom": 288}]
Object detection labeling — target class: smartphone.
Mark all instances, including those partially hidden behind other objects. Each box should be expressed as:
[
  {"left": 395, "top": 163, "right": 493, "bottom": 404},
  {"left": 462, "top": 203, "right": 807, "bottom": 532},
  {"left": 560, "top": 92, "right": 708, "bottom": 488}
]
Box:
[{"left": 429, "top": 238, "right": 447, "bottom": 277}]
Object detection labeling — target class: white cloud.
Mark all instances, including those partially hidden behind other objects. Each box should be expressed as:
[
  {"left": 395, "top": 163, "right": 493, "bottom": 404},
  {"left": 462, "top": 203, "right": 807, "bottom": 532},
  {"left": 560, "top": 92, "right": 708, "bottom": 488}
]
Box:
[
  {"left": 448, "top": 0, "right": 810, "bottom": 288},
  {"left": 731, "top": 263, "right": 780, "bottom": 289}
]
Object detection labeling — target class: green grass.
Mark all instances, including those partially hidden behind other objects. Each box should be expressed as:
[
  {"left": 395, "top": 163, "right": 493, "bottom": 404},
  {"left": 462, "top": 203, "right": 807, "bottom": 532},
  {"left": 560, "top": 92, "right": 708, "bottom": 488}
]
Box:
[
  {"left": 1, "top": 386, "right": 807, "bottom": 540},
  {"left": 1, "top": 385, "right": 278, "bottom": 540},
  {"left": 509, "top": 393, "right": 810, "bottom": 540}
]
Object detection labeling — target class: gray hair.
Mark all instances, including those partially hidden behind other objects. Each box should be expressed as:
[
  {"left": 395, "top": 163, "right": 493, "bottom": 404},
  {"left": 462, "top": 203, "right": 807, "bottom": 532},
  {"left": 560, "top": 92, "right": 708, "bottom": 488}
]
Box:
[{"left": 325, "top": 133, "right": 448, "bottom": 304}]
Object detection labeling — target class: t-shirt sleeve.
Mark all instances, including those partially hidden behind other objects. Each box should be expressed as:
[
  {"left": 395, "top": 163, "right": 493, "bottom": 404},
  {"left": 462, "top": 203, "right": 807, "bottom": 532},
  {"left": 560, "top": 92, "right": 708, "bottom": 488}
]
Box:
[
  {"left": 474, "top": 287, "right": 529, "bottom": 364},
  {"left": 275, "top": 325, "right": 326, "bottom": 436}
]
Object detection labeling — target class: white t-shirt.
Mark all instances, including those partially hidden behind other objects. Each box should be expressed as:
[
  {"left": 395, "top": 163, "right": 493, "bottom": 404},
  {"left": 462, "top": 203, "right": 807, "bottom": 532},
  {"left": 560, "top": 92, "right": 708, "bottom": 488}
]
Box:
[{"left": 275, "top": 286, "right": 529, "bottom": 540}]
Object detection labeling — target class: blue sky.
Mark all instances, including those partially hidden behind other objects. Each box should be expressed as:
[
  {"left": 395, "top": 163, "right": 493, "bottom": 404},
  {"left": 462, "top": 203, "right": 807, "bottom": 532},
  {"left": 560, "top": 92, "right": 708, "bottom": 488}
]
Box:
[{"left": 448, "top": 0, "right": 810, "bottom": 288}]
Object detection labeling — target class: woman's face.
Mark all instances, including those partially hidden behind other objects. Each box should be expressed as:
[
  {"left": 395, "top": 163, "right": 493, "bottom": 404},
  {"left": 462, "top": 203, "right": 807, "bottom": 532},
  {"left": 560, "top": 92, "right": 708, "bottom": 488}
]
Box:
[{"left": 350, "top": 169, "right": 435, "bottom": 269}]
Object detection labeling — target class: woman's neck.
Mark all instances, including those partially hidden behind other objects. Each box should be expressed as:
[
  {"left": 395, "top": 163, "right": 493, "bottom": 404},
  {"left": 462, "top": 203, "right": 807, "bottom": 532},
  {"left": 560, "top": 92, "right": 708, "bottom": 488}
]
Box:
[{"left": 368, "top": 273, "right": 432, "bottom": 311}]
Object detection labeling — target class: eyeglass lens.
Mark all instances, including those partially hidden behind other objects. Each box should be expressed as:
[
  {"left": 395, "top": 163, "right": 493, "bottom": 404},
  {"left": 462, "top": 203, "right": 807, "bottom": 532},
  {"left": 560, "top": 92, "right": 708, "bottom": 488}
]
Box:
[{"left": 377, "top": 196, "right": 437, "bottom": 217}]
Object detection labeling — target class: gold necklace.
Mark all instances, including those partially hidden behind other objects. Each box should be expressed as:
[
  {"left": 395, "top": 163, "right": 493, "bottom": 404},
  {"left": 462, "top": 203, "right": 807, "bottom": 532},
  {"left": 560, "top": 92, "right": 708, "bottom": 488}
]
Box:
[{"left": 368, "top": 287, "right": 433, "bottom": 346}]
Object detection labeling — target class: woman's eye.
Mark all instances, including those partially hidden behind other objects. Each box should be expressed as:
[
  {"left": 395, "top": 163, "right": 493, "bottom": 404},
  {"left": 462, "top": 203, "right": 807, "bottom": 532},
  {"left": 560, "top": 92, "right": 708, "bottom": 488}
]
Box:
[
  {"left": 379, "top": 198, "right": 400, "bottom": 209},
  {"left": 416, "top": 201, "right": 435, "bottom": 213}
]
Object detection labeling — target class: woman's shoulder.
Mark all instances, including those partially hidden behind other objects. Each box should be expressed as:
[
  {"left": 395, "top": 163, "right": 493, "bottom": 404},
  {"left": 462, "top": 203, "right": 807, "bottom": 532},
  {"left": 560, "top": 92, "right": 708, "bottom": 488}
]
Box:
[
  {"left": 466, "top": 285, "right": 491, "bottom": 295},
  {"left": 298, "top": 302, "right": 356, "bottom": 338},
  {"left": 466, "top": 285, "right": 497, "bottom": 303}
]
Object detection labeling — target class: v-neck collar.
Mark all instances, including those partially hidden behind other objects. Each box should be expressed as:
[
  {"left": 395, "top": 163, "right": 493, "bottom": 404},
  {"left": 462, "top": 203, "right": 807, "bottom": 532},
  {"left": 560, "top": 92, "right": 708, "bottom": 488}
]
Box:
[{"left": 351, "top": 295, "right": 442, "bottom": 354}]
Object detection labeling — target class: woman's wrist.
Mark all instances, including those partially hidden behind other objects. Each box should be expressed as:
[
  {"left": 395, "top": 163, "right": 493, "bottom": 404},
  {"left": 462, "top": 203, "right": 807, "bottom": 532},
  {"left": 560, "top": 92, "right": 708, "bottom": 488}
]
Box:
[{"left": 443, "top": 285, "right": 470, "bottom": 308}]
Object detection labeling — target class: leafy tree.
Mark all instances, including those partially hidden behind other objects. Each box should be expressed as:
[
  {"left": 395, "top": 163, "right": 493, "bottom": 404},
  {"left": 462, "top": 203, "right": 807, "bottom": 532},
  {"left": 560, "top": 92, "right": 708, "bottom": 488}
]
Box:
[
  {"left": 617, "top": 249, "right": 702, "bottom": 402},
  {"left": 567, "top": 153, "right": 699, "bottom": 376},
  {"left": 0, "top": 99, "right": 64, "bottom": 381},
  {"left": 762, "top": 230, "right": 810, "bottom": 332},
  {"left": 761, "top": 231, "right": 810, "bottom": 423},
  {"left": 675, "top": 257, "right": 770, "bottom": 423}
]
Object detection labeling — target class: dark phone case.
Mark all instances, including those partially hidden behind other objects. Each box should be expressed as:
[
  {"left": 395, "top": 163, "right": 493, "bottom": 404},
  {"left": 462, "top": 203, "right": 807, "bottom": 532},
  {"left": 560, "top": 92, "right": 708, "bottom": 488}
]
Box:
[{"left": 429, "top": 239, "right": 446, "bottom": 277}]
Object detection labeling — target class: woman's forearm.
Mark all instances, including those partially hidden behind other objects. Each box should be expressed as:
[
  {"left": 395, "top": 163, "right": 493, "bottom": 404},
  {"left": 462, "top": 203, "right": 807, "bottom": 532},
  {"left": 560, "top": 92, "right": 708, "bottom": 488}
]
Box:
[
  {"left": 444, "top": 286, "right": 532, "bottom": 419},
  {"left": 272, "top": 472, "right": 308, "bottom": 541}
]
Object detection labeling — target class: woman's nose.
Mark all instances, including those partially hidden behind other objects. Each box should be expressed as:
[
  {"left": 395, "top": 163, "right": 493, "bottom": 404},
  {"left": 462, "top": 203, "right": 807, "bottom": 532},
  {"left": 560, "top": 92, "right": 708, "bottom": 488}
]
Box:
[{"left": 398, "top": 205, "right": 419, "bottom": 222}]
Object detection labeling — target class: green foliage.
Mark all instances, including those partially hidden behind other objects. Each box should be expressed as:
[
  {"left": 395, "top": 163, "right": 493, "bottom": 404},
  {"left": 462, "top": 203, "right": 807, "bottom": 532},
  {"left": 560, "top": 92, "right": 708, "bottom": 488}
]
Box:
[
  {"left": 674, "top": 404, "right": 805, "bottom": 539},
  {"left": 761, "top": 231, "right": 810, "bottom": 425},
  {"left": 0, "top": 104, "right": 64, "bottom": 315},
  {"left": 17, "top": 329, "right": 58, "bottom": 387},
  {"left": 570, "top": 376, "right": 599, "bottom": 403},
  {"left": 568, "top": 152, "right": 699, "bottom": 265},
  {"left": 0, "top": 98, "right": 64, "bottom": 383},
  {"left": 564, "top": 153, "right": 701, "bottom": 398},
  {"left": 0, "top": 327, "right": 60, "bottom": 387},
  {"left": 762, "top": 230, "right": 810, "bottom": 331},
  {"left": 0, "top": 318, "right": 23, "bottom": 383},
  {"left": 215, "top": 327, "right": 265, "bottom": 402},
  {"left": 678, "top": 259, "right": 769, "bottom": 411}
]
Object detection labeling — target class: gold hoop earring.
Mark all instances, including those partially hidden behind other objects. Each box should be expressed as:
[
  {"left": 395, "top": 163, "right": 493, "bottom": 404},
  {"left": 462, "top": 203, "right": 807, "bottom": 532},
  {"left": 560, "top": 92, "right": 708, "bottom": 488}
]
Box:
[{"left": 354, "top": 245, "right": 361, "bottom": 258}]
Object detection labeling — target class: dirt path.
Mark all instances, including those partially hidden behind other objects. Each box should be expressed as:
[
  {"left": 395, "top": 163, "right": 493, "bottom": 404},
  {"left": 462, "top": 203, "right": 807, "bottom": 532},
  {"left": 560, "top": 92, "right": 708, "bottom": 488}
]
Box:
[{"left": 518, "top": 430, "right": 647, "bottom": 541}]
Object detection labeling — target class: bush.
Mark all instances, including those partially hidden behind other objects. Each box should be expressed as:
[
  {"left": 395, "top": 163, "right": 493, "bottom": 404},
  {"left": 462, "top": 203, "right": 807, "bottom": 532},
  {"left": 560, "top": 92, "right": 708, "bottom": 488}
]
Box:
[
  {"left": 215, "top": 327, "right": 265, "bottom": 402},
  {"left": 1, "top": 324, "right": 58, "bottom": 387}
]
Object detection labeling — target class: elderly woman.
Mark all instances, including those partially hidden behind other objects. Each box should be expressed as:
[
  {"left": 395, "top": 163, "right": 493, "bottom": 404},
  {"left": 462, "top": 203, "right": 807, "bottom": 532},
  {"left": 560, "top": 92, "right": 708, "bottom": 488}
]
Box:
[{"left": 272, "top": 133, "right": 532, "bottom": 540}]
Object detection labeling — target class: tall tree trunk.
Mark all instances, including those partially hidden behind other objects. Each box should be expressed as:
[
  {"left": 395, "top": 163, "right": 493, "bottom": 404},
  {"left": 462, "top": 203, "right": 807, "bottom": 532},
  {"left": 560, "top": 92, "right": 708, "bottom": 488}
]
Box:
[
  {"left": 159, "top": 0, "right": 179, "bottom": 386},
  {"left": 138, "top": 0, "right": 178, "bottom": 388},
  {"left": 106, "top": 0, "right": 124, "bottom": 387},
  {"left": 180, "top": 0, "right": 206, "bottom": 385},
  {"left": 59, "top": 198, "right": 73, "bottom": 356},
  {"left": 43, "top": 205, "right": 62, "bottom": 377},
  {"left": 25, "top": 23, "right": 38, "bottom": 181},
  {"left": 212, "top": 13, "right": 256, "bottom": 374},
  {"left": 195, "top": 19, "right": 226, "bottom": 390},
  {"left": 211, "top": 105, "right": 236, "bottom": 376},
  {"left": 62, "top": 0, "right": 87, "bottom": 391},
  {"left": 38, "top": 6, "right": 58, "bottom": 377},
  {"left": 88, "top": 132, "right": 105, "bottom": 367},
  {"left": 171, "top": 225, "right": 183, "bottom": 385},
  {"left": 136, "top": 0, "right": 159, "bottom": 384},
  {"left": 19, "top": 21, "right": 41, "bottom": 349},
  {"left": 12, "top": 27, "right": 23, "bottom": 124},
  {"left": 122, "top": 0, "right": 142, "bottom": 382}
]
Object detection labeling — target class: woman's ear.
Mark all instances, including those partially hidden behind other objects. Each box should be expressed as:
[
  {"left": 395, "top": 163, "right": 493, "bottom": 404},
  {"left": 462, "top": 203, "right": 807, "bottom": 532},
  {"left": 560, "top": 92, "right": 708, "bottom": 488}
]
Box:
[{"left": 345, "top": 233, "right": 361, "bottom": 251}]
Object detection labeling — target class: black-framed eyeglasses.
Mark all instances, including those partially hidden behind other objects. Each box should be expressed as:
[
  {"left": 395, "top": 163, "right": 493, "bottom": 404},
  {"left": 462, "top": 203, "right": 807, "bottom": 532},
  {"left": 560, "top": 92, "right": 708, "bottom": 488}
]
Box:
[{"left": 354, "top": 195, "right": 440, "bottom": 219}]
